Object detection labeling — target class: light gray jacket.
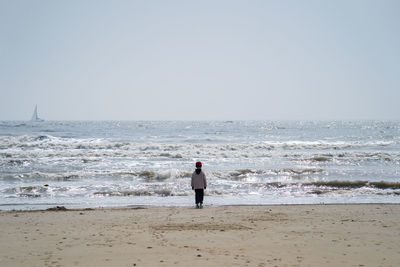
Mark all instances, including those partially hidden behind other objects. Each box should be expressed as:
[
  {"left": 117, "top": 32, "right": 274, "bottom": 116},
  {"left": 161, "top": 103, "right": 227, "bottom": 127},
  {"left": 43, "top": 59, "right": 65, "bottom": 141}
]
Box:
[{"left": 191, "top": 170, "right": 207, "bottom": 189}]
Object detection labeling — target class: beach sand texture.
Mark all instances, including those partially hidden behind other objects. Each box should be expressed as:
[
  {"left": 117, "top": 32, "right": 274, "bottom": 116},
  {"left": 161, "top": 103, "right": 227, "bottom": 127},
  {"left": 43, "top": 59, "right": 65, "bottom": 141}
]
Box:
[{"left": 1, "top": 204, "right": 399, "bottom": 267}]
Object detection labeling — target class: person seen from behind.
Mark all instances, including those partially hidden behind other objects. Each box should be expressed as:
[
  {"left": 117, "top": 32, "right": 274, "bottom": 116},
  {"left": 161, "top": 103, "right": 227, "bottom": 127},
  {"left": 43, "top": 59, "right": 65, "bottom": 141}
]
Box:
[{"left": 191, "top": 161, "right": 207, "bottom": 209}]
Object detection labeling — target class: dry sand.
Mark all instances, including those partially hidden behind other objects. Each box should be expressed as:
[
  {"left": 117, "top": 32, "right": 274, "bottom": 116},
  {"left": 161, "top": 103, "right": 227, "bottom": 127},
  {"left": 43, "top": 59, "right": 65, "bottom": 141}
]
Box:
[{"left": 1, "top": 204, "right": 399, "bottom": 267}]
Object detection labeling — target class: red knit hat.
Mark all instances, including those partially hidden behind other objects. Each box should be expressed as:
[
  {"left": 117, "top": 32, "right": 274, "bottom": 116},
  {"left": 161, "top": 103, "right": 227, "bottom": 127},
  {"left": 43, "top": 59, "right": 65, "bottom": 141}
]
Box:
[{"left": 195, "top": 161, "right": 202, "bottom": 168}]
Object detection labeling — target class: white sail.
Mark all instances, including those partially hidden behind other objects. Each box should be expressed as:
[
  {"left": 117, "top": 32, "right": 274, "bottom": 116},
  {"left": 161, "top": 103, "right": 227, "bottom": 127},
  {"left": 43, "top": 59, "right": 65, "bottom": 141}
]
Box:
[{"left": 31, "top": 105, "right": 44, "bottom": 122}]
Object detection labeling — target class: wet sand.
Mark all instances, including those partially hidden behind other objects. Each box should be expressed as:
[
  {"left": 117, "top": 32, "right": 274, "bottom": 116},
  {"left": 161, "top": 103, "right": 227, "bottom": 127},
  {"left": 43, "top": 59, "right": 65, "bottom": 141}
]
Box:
[{"left": 1, "top": 204, "right": 399, "bottom": 266}]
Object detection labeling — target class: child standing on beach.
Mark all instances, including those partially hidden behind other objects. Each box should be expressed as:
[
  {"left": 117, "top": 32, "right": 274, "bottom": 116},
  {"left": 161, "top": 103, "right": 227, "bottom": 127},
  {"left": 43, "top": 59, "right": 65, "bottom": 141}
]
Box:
[{"left": 191, "top": 161, "right": 207, "bottom": 209}]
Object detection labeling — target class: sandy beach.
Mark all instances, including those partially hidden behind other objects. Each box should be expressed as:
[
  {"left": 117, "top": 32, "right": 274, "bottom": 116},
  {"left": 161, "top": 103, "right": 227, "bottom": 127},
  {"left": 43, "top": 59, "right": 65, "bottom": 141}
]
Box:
[{"left": 1, "top": 204, "right": 399, "bottom": 267}]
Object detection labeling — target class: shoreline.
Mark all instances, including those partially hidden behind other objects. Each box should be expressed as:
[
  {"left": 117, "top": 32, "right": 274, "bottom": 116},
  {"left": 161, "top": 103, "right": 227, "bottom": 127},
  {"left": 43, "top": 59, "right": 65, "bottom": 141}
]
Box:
[
  {"left": 2, "top": 202, "right": 400, "bottom": 213},
  {"left": 1, "top": 204, "right": 399, "bottom": 266}
]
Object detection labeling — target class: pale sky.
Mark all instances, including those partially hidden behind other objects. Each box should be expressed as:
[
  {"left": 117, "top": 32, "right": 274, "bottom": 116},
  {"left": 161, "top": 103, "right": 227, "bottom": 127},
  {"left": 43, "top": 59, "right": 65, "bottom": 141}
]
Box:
[{"left": 0, "top": 0, "right": 399, "bottom": 120}]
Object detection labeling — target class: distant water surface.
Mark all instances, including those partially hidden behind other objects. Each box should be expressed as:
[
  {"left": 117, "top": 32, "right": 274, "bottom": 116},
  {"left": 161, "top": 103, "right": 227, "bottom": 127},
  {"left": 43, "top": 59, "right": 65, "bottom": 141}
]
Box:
[{"left": 0, "top": 120, "right": 399, "bottom": 210}]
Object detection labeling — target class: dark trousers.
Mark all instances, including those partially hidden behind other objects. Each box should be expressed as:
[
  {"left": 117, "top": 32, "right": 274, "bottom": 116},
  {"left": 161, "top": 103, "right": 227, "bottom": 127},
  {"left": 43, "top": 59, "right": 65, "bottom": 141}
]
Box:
[{"left": 195, "top": 189, "right": 204, "bottom": 204}]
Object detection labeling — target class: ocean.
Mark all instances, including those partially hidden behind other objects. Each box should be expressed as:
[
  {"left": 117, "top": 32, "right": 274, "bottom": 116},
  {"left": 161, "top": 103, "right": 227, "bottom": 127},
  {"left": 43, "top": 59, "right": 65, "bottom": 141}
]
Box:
[{"left": 0, "top": 120, "right": 399, "bottom": 210}]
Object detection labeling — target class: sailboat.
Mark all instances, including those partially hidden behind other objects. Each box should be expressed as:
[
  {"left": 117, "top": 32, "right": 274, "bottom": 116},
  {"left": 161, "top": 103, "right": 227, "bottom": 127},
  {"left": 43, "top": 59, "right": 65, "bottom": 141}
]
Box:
[{"left": 31, "top": 105, "right": 44, "bottom": 122}]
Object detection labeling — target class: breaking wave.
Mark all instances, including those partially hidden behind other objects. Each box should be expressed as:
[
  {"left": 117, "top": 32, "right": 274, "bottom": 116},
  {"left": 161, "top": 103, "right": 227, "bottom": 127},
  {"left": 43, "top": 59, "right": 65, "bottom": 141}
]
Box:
[
  {"left": 1, "top": 120, "right": 399, "bottom": 209},
  {"left": 262, "top": 180, "right": 400, "bottom": 190}
]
